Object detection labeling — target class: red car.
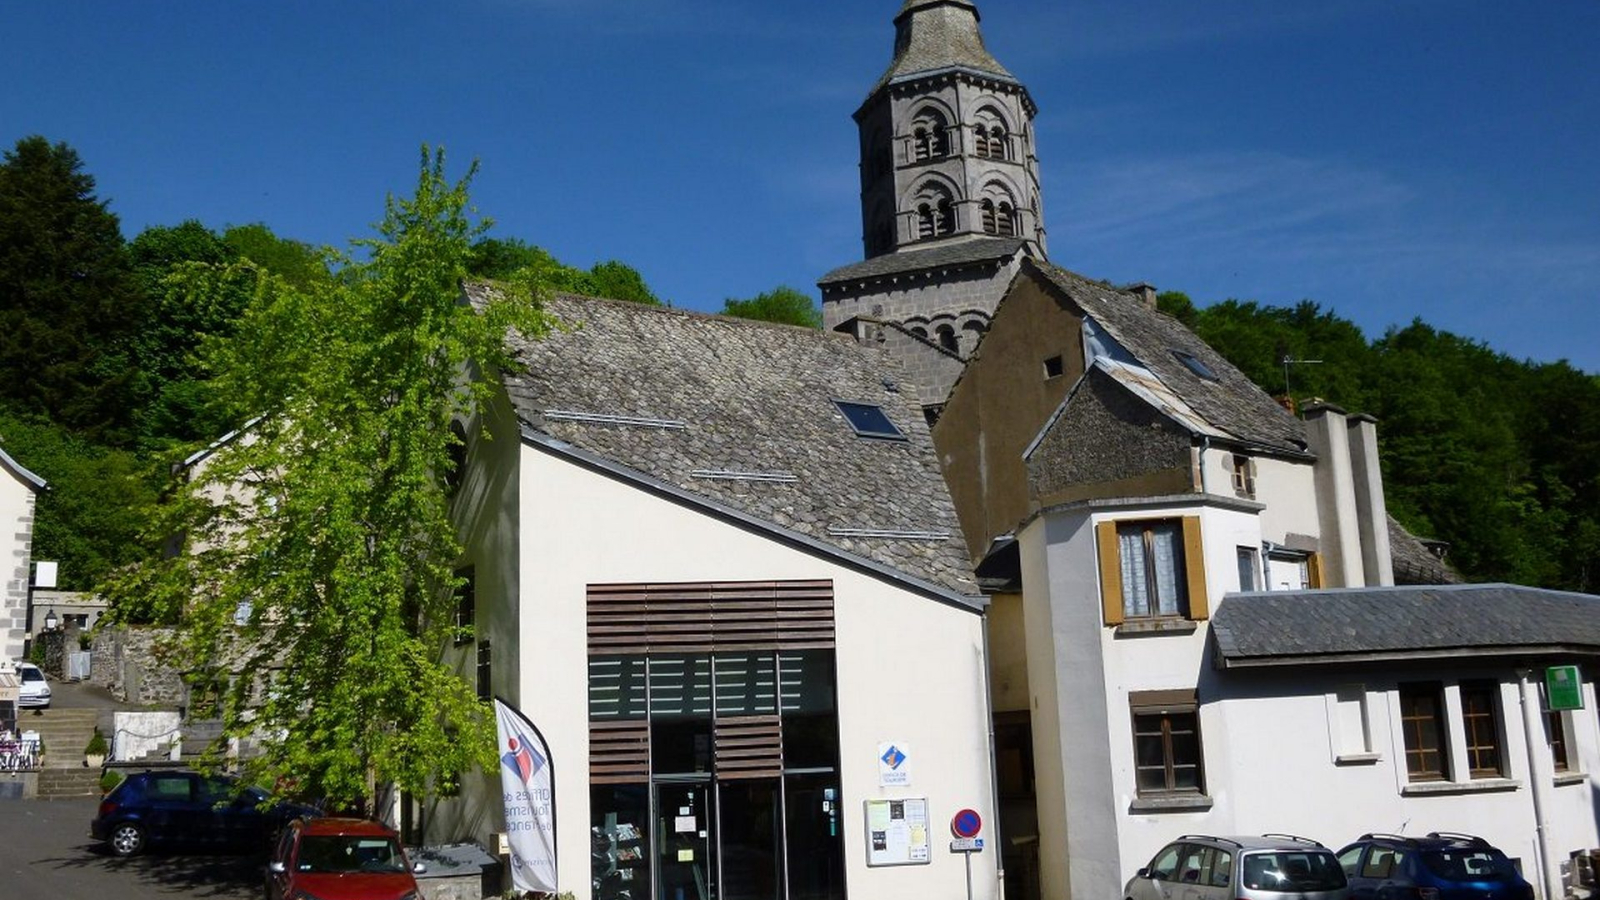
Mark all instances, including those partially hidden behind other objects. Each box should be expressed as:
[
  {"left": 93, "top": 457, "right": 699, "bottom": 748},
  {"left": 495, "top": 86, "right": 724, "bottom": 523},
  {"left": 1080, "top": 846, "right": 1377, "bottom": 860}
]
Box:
[{"left": 266, "top": 817, "right": 426, "bottom": 900}]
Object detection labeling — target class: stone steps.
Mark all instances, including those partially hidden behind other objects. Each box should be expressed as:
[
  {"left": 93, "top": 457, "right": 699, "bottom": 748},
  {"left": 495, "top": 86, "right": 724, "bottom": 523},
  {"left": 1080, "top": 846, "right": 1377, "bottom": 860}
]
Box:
[{"left": 16, "top": 708, "right": 100, "bottom": 768}]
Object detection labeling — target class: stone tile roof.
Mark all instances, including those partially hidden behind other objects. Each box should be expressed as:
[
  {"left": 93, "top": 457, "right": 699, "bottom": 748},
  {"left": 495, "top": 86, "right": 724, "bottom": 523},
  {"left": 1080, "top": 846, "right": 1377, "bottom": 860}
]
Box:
[
  {"left": 1028, "top": 261, "right": 1309, "bottom": 455},
  {"left": 1387, "top": 514, "right": 1464, "bottom": 585},
  {"left": 472, "top": 285, "right": 982, "bottom": 604},
  {"left": 874, "top": 0, "right": 1014, "bottom": 94},
  {"left": 1211, "top": 584, "right": 1600, "bottom": 665},
  {"left": 819, "top": 237, "right": 1027, "bottom": 286}
]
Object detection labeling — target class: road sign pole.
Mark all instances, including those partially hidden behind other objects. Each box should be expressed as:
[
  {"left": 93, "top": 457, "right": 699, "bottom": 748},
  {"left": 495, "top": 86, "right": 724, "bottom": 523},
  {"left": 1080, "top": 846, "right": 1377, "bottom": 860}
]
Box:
[{"left": 964, "top": 845, "right": 973, "bottom": 900}]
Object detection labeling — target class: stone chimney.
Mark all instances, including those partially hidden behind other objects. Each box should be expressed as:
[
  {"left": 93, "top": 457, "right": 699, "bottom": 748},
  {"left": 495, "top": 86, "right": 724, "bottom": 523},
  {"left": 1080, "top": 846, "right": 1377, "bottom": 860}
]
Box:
[
  {"left": 1127, "top": 283, "right": 1158, "bottom": 309},
  {"left": 1302, "top": 402, "right": 1365, "bottom": 587},
  {"left": 1346, "top": 413, "right": 1394, "bottom": 586}
]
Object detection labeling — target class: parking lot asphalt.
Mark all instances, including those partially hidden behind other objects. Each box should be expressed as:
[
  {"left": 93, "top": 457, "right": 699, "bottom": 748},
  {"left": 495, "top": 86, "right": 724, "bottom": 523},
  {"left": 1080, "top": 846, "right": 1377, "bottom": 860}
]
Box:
[{"left": 0, "top": 798, "right": 260, "bottom": 900}]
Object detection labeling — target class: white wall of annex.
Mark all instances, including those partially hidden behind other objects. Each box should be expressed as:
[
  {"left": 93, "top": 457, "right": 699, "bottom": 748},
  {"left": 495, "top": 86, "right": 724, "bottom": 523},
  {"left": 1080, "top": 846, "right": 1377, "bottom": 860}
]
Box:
[
  {"left": 0, "top": 467, "right": 38, "bottom": 661},
  {"left": 1197, "top": 449, "right": 1321, "bottom": 550},
  {"left": 511, "top": 443, "right": 1000, "bottom": 900}
]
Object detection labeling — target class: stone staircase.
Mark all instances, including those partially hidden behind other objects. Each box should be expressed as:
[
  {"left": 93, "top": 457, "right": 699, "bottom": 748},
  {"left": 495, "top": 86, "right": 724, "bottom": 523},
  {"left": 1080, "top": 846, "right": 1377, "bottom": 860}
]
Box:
[{"left": 19, "top": 708, "right": 102, "bottom": 798}]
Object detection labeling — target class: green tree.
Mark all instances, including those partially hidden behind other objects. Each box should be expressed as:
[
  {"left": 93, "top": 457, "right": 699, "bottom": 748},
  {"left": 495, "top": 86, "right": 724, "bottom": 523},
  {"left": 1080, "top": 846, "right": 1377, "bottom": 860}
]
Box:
[
  {"left": 0, "top": 136, "right": 145, "bottom": 444},
  {"left": 222, "top": 223, "right": 329, "bottom": 290},
  {"left": 106, "top": 148, "right": 553, "bottom": 806},
  {"left": 720, "top": 286, "right": 822, "bottom": 328},
  {"left": 0, "top": 411, "right": 157, "bottom": 589},
  {"left": 467, "top": 237, "right": 660, "bottom": 304}
]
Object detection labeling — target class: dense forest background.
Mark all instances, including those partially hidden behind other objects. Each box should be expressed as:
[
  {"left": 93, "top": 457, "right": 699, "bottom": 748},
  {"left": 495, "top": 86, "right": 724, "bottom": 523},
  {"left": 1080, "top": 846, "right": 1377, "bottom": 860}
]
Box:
[{"left": 2, "top": 136, "right": 1596, "bottom": 594}]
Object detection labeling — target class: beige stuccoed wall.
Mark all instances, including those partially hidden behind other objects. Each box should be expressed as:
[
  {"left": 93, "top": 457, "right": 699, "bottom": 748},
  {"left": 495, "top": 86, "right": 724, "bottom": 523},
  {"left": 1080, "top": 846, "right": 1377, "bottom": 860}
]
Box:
[{"left": 445, "top": 439, "right": 1001, "bottom": 900}]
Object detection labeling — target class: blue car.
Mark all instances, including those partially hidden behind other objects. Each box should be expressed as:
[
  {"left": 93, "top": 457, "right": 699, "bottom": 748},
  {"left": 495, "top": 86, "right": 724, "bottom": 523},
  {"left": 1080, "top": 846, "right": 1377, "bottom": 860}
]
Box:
[
  {"left": 1337, "top": 832, "right": 1534, "bottom": 900},
  {"left": 90, "top": 769, "right": 318, "bottom": 857}
]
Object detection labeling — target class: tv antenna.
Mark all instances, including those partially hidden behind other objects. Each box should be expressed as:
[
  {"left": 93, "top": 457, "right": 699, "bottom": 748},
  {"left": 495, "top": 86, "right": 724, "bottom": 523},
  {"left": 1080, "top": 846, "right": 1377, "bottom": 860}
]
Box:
[{"left": 1281, "top": 355, "right": 1323, "bottom": 409}]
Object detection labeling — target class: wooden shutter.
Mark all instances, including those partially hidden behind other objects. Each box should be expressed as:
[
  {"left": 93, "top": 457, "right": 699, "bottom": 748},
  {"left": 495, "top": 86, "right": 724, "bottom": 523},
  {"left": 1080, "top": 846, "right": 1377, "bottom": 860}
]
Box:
[
  {"left": 1096, "top": 521, "right": 1124, "bottom": 626},
  {"left": 1182, "top": 516, "right": 1209, "bottom": 621},
  {"left": 587, "top": 581, "right": 834, "bottom": 654},
  {"left": 1307, "top": 552, "right": 1325, "bottom": 589}
]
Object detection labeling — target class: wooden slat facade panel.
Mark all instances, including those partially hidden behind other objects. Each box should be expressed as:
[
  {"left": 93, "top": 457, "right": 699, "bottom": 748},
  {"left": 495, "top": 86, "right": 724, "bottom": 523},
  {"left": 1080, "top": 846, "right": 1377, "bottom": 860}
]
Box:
[
  {"left": 589, "top": 719, "right": 649, "bottom": 784},
  {"left": 586, "top": 580, "right": 834, "bottom": 655},
  {"left": 714, "top": 715, "right": 782, "bottom": 780}
]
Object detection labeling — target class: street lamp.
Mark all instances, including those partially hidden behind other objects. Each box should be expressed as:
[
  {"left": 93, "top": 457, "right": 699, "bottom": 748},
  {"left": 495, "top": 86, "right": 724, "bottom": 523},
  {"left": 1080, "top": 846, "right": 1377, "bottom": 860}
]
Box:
[{"left": 43, "top": 609, "right": 57, "bottom": 631}]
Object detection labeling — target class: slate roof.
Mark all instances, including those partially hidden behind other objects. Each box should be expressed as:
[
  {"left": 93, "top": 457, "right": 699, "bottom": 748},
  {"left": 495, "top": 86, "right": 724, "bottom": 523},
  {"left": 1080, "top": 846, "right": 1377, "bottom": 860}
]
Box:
[
  {"left": 472, "top": 286, "right": 982, "bottom": 605},
  {"left": 1028, "top": 261, "right": 1309, "bottom": 455},
  {"left": 1211, "top": 584, "right": 1600, "bottom": 666},
  {"left": 873, "top": 0, "right": 1015, "bottom": 94},
  {"left": 1387, "top": 514, "right": 1464, "bottom": 585},
  {"left": 819, "top": 237, "right": 1028, "bottom": 287}
]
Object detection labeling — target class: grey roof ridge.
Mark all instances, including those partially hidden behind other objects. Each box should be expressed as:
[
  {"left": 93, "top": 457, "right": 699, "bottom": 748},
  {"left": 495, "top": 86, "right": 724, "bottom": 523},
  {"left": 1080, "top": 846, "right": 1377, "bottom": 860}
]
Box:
[
  {"left": 0, "top": 445, "right": 46, "bottom": 492},
  {"left": 818, "top": 237, "right": 1028, "bottom": 286},
  {"left": 533, "top": 288, "right": 847, "bottom": 340},
  {"left": 180, "top": 415, "right": 264, "bottom": 470},
  {"left": 1222, "top": 581, "right": 1593, "bottom": 600},
  {"left": 518, "top": 422, "right": 988, "bottom": 614}
]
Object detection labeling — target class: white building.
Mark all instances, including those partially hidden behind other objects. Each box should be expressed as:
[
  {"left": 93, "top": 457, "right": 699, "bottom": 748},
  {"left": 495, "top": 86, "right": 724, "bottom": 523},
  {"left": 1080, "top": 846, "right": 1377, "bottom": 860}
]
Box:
[
  {"left": 0, "top": 445, "right": 47, "bottom": 662},
  {"left": 429, "top": 289, "right": 1003, "bottom": 900},
  {"left": 932, "top": 259, "right": 1600, "bottom": 900}
]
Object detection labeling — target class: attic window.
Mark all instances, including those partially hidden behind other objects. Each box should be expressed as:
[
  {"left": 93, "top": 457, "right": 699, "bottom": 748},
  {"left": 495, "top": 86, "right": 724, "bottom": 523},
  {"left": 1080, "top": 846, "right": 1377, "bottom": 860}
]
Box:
[
  {"left": 1172, "top": 350, "right": 1219, "bottom": 381},
  {"left": 833, "top": 400, "right": 906, "bottom": 441},
  {"left": 1043, "top": 355, "right": 1064, "bottom": 379}
]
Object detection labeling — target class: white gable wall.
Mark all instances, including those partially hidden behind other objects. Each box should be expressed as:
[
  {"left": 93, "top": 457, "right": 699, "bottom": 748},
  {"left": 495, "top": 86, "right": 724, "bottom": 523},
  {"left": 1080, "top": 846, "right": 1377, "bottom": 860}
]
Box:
[
  {"left": 0, "top": 463, "right": 40, "bottom": 661},
  {"left": 443, "top": 438, "right": 1001, "bottom": 900}
]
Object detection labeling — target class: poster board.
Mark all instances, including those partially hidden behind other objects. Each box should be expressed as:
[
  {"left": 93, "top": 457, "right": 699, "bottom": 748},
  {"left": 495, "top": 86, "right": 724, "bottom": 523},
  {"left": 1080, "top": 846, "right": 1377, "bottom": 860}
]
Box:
[
  {"left": 1547, "top": 665, "right": 1584, "bottom": 711},
  {"left": 863, "top": 798, "right": 930, "bottom": 866}
]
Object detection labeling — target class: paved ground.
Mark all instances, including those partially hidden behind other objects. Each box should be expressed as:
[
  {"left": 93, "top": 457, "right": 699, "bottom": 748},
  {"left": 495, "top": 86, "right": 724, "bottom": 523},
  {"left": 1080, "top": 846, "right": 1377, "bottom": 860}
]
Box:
[{"left": 0, "top": 798, "right": 260, "bottom": 899}]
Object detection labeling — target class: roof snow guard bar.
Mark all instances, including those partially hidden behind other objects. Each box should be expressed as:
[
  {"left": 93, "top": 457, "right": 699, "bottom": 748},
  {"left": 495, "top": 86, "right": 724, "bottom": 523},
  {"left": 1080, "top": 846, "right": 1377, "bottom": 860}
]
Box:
[
  {"left": 542, "top": 410, "right": 688, "bottom": 429},
  {"left": 828, "top": 527, "right": 952, "bottom": 541},
  {"left": 690, "top": 469, "right": 800, "bottom": 483}
]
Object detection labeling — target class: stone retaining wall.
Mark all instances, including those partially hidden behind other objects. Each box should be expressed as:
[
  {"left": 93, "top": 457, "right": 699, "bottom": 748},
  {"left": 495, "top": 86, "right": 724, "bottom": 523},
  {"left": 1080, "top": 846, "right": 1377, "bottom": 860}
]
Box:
[{"left": 90, "top": 626, "right": 186, "bottom": 706}]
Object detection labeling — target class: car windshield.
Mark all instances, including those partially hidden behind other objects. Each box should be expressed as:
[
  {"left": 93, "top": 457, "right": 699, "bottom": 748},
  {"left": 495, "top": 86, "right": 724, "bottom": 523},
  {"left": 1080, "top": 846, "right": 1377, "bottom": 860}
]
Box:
[
  {"left": 1242, "top": 851, "right": 1348, "bottom": 892},
  {"left": 1420, "top": 849, "right": 1518, "bottom": 881},
  {"left": 20, "top": 669, "right": 43, "bottom": 683},
  {"left": 297, "top": 835, "right": 406, "bottom": 874}
]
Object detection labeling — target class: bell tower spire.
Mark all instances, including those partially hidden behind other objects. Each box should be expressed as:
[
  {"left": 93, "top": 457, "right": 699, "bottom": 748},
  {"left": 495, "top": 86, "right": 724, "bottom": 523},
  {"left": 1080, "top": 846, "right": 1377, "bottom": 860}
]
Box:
[
  {"left": 855, "top": 0, "right": 1046, "bottom": 258},
  {"left": 817, "top": 1, "right": 1048, "bottom": 415}
]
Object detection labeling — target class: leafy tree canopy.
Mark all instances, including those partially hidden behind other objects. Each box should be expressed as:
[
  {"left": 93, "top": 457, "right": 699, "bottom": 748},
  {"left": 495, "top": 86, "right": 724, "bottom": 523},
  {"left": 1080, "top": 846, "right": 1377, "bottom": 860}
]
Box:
[
  {"left": 0, "top": 136, "right": 145, "bottom": 444},
  {"left": 106, "top": 148, "right": 553, "bottom": 806},
  {"left": 720, "top": 285, "right": 822, "bottom": 329},
  {"left": 467, "top": 236, "right": 660, "bottom": 304},
  {"left": 0, "top": 410, "right": 158, "bottom": 590},
  {"left": 1178, "top": 294, "right": 1600, "bottom": 592}
]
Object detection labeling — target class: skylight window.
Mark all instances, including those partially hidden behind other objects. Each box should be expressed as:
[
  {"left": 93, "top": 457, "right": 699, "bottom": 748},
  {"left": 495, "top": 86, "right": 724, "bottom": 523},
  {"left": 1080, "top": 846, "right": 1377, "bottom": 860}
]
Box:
[
  {"left": 1172, "top": 349, "right": 1219, "bottom": 381},
  {"left": 833, "top": 400, "right": 906, "bottom": 440}
]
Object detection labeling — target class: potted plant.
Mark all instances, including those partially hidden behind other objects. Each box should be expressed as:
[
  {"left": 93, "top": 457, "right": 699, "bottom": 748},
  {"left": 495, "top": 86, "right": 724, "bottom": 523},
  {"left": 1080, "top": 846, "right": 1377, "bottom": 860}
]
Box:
[{"left": 84, "top": 728, "right": 107, "bottom": 768}]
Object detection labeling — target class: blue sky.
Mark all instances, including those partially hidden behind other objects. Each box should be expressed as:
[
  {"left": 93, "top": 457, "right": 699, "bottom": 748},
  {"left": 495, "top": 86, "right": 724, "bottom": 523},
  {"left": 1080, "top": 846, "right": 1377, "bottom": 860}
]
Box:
[{"left": 4, "top": 1, "right": 1597, "bottom": 370}]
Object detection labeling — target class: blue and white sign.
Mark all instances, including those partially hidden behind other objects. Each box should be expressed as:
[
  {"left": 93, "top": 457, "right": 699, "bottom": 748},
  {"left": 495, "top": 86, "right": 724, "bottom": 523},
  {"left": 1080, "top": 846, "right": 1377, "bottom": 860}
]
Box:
[
  {"left": 495, "top": 698, "right": 557, "bottom": 893},
  {"left": 878, "top": 741, "right": 912, "bottom": 787}
]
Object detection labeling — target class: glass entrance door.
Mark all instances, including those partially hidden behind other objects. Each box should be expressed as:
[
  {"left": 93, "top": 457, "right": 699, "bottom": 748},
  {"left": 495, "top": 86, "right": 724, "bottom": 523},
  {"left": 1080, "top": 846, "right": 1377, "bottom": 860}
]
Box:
[
  {"left": 716, "top": 780, "right": 781, "bottom": 900},
  {"left": 656, "top": 782, "right": 714, "bottom": 900}
]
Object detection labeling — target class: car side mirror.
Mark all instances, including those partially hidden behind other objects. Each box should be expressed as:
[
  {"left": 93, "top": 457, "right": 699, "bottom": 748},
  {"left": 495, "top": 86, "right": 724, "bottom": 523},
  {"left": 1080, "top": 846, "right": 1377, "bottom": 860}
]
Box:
[
  {"left": 1138, "top": 867, "right": 1152, "bottom": 879},
  {"left": 412, "top": 862, "right": 428, "bottom": 875},
  {"left": 268, "top": 861, "right": 287, "bottom": 875}
]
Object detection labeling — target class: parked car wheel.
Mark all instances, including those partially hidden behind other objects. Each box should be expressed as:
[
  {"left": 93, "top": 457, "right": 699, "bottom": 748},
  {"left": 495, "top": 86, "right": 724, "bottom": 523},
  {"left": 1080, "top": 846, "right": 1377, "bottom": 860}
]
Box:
[{"left": 110, "top": 823, "right": 145, "bottom": 857}]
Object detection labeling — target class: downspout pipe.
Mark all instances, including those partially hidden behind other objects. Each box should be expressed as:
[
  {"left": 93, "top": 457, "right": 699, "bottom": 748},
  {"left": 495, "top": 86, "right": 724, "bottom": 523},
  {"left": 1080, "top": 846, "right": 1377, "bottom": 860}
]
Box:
[
  {"left": 1516, "top": 669, "right": 1558, "bottom": 900},
  {"left": 983, "top": 611, "right": 1006, "bottom": 900}
]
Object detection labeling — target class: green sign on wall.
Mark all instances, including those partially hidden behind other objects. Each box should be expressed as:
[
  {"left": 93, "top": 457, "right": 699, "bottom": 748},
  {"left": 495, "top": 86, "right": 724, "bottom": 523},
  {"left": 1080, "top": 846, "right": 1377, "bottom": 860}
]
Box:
[{"left": 1546, "top": 665, "right": 1584, "bottom": 711}]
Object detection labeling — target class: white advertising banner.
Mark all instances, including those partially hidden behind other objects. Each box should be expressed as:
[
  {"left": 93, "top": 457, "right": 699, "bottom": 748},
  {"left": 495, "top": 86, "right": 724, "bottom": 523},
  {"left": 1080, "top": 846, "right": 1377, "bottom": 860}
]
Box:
[{"left": 495, "top": 698, "right": 557, "bottom": 893}]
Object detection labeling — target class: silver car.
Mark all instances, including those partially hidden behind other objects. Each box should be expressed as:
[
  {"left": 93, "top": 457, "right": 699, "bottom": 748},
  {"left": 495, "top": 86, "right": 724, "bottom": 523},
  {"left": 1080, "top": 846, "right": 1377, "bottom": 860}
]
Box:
[
  {"left": 1126, "top": 834, "right": 1350, "bottom": 900},
  {"left": 16, "top": 662, "right": 50, "bottom": 709}
]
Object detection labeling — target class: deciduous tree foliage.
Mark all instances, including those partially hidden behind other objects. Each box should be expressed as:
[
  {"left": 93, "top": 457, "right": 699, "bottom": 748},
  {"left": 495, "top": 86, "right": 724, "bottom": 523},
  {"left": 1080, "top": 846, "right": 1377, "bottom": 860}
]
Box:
[
  {"left": 467, "top": 236, "right": 660, "bottom": 304},
  {"left": 720, "top": 285, "right": 822, "bottom": 329},
  {"left": 1164, "top": 292, "right": 1600, "bottom": 592},
  {"left": 106, "top": 149, "right": 552, "bottom": 805}
]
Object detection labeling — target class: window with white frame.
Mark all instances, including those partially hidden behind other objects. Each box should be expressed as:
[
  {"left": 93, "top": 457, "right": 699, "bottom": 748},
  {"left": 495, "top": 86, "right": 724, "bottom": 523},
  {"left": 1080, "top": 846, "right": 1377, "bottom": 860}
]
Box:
[
  {"left": 1266, "top": 549, "right": 1319, "bottom": 591},
  {"left": 1236, "top": 546, "right": 1260, "bottom": 592}
]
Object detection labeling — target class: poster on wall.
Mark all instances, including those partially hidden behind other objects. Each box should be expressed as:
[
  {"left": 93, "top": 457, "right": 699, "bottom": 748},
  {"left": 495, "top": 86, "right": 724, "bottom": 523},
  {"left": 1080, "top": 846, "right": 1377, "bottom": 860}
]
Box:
[
  {"left": 863, "top": 798, "right": 930, "bottom": 866},
  {"left": 877, "top": 741, "right": 912, "bottom": 787}
]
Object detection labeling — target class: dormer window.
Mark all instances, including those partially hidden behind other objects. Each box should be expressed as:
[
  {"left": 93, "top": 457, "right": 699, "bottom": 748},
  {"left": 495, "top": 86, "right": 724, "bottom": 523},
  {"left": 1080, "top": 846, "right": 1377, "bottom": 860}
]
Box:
[{"left": 833, "top": 400, "right": 906, "bottom": 441}]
